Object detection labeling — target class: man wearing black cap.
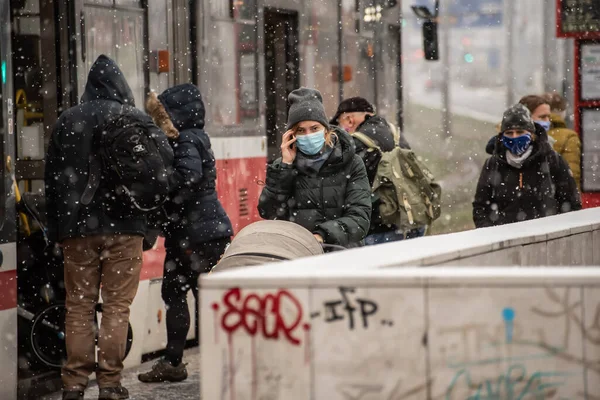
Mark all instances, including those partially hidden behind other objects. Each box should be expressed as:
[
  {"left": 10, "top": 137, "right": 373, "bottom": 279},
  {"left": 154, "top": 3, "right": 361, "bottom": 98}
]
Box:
[
  {"left": 330, "top": 97, "right": 424, "bottom": 245},
  {"left": 330, "top": 97, "right": 411, "bottom": 151}
]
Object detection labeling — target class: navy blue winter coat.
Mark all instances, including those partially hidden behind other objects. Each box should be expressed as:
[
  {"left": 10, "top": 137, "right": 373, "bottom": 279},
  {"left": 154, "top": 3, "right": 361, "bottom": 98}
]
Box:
[{"left": 151, "top": 84, "right": 233, "bottom": 247}]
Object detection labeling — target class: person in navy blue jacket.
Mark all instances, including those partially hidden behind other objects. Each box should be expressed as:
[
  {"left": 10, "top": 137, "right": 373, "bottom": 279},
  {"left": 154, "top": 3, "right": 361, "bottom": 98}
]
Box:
[{"left": 139, "top": 84, "right": 232, "bottom": 383}]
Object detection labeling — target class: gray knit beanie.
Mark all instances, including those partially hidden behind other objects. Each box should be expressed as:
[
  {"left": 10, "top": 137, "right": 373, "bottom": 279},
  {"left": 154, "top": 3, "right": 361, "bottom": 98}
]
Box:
[
  {"left": 286, "top": 87, "right": 330, "bottom": 130},
  {"left": 501, "top": 103, "right": 536, "bottom": 133}
]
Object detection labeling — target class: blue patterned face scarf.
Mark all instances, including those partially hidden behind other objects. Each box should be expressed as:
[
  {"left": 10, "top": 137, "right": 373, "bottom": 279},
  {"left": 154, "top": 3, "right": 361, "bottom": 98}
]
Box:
[{"left": 502, "top": 133, "right": 532, "bottom": 156}]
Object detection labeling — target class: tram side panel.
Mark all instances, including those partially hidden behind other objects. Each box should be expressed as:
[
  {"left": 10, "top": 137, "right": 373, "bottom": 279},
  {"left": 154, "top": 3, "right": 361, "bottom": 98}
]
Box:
[{"left": 0, "top": 243, "right": 18, "bottom": 399}]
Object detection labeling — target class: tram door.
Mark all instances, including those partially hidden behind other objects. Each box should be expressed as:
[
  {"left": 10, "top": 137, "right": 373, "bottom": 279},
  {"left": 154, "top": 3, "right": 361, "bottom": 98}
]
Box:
[
  {"left": 1, "top": 0, "right": 15, "bottom": 244},
  {"left": 0, "top": 1, "right": 18, "bottom": 398},
  {"left": 264, "top": 8, "right": 299, "bottom": 162}
]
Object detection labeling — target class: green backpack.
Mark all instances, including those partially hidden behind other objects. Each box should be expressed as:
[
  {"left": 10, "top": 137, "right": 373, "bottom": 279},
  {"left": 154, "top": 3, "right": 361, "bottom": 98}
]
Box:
[{"left": 352, "top": 131, "right": 442, "bottom": 233}]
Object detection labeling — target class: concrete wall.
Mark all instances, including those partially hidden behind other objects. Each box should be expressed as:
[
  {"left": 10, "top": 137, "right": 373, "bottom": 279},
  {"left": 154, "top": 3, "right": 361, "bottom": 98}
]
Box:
[
  {"left": 199, "top": 208, "right": 600, "bottom": 399},
  {"left": 200, "top": 268, "right": 600, "bottom": 400}
]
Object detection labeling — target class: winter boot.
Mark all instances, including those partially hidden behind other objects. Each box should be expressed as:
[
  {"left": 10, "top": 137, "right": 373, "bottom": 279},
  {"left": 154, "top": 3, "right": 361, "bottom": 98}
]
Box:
[
  {"left": 137, "top": 358, "right": 188, "bottom": 383},
  {"left": 63, "top": 390, "right": 84, "bottom": 400},
  {"left": 98, "top": 386, "right": 129, "bottom": 400}
]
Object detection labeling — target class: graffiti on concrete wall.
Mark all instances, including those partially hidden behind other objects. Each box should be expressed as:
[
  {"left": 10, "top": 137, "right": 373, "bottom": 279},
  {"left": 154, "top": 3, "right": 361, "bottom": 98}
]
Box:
[
  {"left": 311, "top": 287, "right": 393, "bottom": 330},
  {"left": 434, "top": 288, "right": 600, "bottom": 399},
  {"left": 203, "top": 286, "right": 600, "bottom": 400}
]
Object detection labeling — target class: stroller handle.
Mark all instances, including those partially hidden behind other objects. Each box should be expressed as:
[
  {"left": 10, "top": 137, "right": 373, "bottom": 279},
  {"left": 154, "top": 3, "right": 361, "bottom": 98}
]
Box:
[{"left": 320, "top": 243, "right": 346, "bottom": 253}]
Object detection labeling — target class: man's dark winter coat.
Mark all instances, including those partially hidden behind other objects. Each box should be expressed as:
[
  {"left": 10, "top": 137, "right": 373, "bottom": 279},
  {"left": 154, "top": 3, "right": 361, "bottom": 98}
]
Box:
[
  {"left": 473, "top": 124, "right": 581, "bottom": 228},
  {"left": 45, "top": 55, "right": 174, "bottom": 243},
  {"left": 155, "top": 84, "right": 233, "bottom": 247},
  {"left": 353, "top": 114, "right": 412, "bottom": 235},
  {"left": 258, "top": 128, "right": 372, "bottom": 247}
]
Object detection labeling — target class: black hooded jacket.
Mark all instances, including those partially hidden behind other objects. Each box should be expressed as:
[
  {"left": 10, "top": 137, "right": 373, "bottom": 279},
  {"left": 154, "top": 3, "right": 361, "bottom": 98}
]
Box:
[
  {"left": 157, "top": 84, "right": 233, "bottom": 246},
  {"left": 473, "top": 124, "right": 581, "bottom": 228},
  {"left": 258, "top": 128, "right": 372, "bottom": 247},
  {"left": 45, "top": 55, "right": 174, "bottom": 243}
]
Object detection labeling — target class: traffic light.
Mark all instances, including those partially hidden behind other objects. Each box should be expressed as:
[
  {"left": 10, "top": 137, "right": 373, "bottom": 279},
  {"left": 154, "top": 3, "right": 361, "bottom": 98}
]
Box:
[
  {"left": 1, "top": 61, "right": 5, "bottom": 84},
  {"left": 412, "top": 1, "right": 440, "bottom": 62},
  {"left": 422, "top": 20, "right": 439, "bottom": 61},
  {"left": 464, "top": 53, "right": 474, "bottom": 63}
]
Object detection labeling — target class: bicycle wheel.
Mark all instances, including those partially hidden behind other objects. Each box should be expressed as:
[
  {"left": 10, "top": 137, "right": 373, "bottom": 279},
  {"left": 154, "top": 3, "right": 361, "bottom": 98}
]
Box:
[{"left": 30, "top": 303, "right": 67, "bottom": 369}]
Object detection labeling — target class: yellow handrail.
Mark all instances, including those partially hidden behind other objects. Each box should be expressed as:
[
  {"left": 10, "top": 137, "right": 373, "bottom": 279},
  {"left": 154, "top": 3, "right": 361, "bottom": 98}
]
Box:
[{"left": 7, "top": 155, "right": 31, "bottom": 236}]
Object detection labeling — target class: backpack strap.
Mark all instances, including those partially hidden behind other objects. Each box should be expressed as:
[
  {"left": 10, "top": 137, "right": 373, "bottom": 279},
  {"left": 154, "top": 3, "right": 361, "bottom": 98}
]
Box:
[
  {"left": 352, "top": 131, "right": 382, "bottom": 152},
  {"left": 80, "top": 154, "right": 102, "bottom": 206},
  {"left": 387, "top": 122, "right": 401, "bottom": 147},
  {"left": 81, "top": 103, "right": 124, "bottom": 206},
  {"left": 545, "top": 151, "right": 562, "bottom": 197}
]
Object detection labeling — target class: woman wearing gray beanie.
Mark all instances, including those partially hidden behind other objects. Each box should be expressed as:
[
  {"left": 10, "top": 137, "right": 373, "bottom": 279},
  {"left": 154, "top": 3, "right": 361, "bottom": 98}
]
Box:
[{"left": 258, "top": 87, "right": 372, "bottom": 247}]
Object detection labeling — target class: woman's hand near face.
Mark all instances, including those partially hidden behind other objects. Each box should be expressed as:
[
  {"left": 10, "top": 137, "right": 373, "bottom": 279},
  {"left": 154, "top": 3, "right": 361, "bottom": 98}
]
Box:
[{"left": 281, "top": 129, "right": 297, "bottom": 164}]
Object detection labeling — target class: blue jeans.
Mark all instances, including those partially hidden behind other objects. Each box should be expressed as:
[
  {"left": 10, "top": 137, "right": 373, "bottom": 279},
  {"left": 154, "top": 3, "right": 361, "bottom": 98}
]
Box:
[{"left": 365, "top": 227, "right": 426, "bottom": 246}]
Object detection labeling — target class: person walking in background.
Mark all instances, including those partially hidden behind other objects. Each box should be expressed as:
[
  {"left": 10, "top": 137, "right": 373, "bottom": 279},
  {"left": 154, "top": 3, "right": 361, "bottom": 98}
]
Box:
[
  {"left": 330, "top": 97, "right": 428, "bottom": 244},
  {"left": 542, "top": 91, "right": 582, "bottom": 191},
  {"left": 258, "top": 88, "right": 371, "bottom": 248},
  {"left": 486, "top": 95, "right": 551, "bottom": 154},
  {"left": 485, "top": 95, "right": 581, "bottom": 192},
  {"left": 138, "top": 84, "right": 232, "bottom": 383},
  {"left": 45, "top": 55, "right": 173, "bottom": 400},
  {"left": 473, "top": 103, "right": 581, "bottom": 228}
]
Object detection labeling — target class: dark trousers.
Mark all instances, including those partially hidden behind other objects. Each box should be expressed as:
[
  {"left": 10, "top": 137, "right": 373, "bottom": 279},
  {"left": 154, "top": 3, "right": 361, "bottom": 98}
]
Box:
[{"left": 161, "top": 238, "right": 230, "bottom": 366}]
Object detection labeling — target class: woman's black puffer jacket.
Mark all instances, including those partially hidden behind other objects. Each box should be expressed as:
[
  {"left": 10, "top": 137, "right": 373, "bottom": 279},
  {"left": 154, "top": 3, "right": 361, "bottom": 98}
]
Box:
[{"left": 258, "top": 128, "right": 372, "bottom": 247}]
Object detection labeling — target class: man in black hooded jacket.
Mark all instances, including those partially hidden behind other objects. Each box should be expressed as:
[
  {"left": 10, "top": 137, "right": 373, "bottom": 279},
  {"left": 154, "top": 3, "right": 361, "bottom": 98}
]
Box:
[
  {"left": 45, "top": 55, "right": 173, "bottom": 400},
  {"left": 473, "top": 103, "right": 581, "bottom": 228}
]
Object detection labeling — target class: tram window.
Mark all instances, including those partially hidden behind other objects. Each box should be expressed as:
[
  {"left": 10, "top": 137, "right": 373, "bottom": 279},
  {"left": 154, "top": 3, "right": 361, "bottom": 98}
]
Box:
[
  {"left": 116, "top": 0, "right": 143, "bottom": 6},
  {"left": 84, "top": 0, "right": 114, "bottom": 5},
  {"left": 83, "top": 4, "right": 145, "bottom": 108},
  {"left": 208, "top": 21, "right": 258, "bottom": 127},
  {"left": 233, "top": 0, "right": 256, "bottom": 20},
  {"left": 11, "top": 0, "right": 45, "bottom": 165},
  {"left": 210, "top": 2, "right": 232, "bottom": 19}
]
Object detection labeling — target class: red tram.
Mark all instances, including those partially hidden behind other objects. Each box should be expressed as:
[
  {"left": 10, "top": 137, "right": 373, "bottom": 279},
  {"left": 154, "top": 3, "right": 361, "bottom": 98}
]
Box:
[{"left": 0, "top": 0, "right": 403, "bottom": 397}]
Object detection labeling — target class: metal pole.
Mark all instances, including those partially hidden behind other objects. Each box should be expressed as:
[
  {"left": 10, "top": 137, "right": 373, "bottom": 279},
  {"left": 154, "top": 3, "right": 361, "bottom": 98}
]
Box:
[
  {"left": 374, "top": 20, "right": 380, "bottom": 111},
  {"left": 440, "top": 4, "right": 451, "bottom": 138},
  {"left": 564, "top": 39, "right": 575, "bottom": 128},
  {"left": 338, "top": 0, "right": 344, "bottom": 103},
  {"left": 542, "top": 0, "right": 558, "bottom": 93},
  {"left": 397, "top": 21, "right": 404, "bottom": 131},
  {"left": 505, "top": 0, "right": 515, "bottom": 106}
]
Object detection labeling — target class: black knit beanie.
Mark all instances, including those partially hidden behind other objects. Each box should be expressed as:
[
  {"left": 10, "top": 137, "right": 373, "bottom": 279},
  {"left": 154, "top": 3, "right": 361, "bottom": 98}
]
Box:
[
  {"left": 330, "top": 97, "right": 375, "bottom": 125},
  {"left": 500, "top": 103, "right": 536, "bottom": 133},
  {"left": 286, "top": 88, "right": 330, "bottom": 130}
]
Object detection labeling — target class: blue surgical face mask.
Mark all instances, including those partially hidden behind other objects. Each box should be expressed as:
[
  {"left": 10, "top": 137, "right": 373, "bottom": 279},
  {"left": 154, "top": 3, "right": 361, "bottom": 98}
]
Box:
[
  {"left": 537, "top": 120, "right": 551, "bottom": 132},
  {"left": 296, "top": 130, "right": 326, "bottom": 155},
  {"left": 502, "top": 133, "right": 532, "bottom": 156}
]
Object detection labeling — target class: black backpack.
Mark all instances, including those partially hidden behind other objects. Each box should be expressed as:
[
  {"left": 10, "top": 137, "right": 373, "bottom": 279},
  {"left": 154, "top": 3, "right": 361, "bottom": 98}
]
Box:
[{"left": 81, "top": 112, "right": 170, "bottom": 218}]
